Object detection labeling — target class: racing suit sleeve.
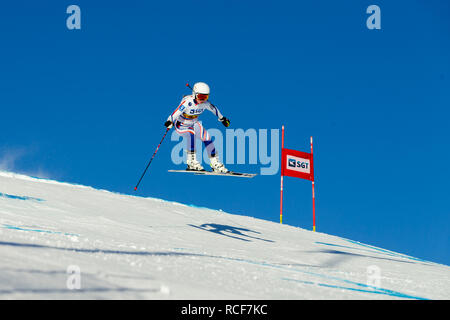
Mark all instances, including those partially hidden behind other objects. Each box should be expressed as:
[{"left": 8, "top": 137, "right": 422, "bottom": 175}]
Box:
[
  {"left": 205, "top": 102, "right": 224, "bottom": 120},
  {"left": 167, "top": 99, "right": 187, "bottom": 123}
]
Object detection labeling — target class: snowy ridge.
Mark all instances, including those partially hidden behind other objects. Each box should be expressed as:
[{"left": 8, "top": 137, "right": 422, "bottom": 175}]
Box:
[{"left": 0, "top": 170, "right": 449, "bottom": 299}]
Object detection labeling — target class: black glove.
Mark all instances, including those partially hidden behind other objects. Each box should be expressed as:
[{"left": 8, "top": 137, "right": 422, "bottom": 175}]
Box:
[
  {"left": 220, "top": 117, "right": 230, "bottom": 127},
  {"left": 164, "top": 120, "right": 173, "bottom": 129}
]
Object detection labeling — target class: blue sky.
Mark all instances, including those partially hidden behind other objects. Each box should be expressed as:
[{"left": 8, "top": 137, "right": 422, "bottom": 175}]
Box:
[{"left": 0, "top": 1, "right": 449, "bottom": 265}]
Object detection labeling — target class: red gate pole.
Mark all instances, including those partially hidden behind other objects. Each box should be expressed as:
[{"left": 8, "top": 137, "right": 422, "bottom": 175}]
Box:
[
  {"left": 311, "top": 136, "right": 316, "bottom": 232},
  {"left": 280, "top": 126, "right": 285, "bottom": 224}
]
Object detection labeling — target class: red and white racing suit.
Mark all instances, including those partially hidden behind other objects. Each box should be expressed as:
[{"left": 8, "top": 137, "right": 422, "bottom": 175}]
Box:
[{"left": 167, "top": 94, "right": 224, "bottom": 156}]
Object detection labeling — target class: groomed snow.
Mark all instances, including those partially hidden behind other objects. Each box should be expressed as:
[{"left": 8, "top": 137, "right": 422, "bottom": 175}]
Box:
[{"left": 0, "top": 171, "right": 449, "bottom": 299}]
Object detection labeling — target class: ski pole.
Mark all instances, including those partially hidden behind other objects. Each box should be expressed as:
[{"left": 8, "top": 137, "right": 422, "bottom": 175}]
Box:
[{"left": 134, "top": 127, "right": 171, "bottom": 191}]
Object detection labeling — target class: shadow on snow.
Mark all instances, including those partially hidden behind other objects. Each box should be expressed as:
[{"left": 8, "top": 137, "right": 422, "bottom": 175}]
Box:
[{"left": 187, "top": 223, "right": 275, "bottom": 243}]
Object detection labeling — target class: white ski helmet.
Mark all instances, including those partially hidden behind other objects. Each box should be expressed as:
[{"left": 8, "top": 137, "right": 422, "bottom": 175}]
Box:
[{"left": 192, "top": 82, "right": 210, "bottom": 100}]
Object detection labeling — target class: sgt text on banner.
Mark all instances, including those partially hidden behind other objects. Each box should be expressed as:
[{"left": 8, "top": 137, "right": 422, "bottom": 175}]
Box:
[{"left": 281, "top": 148, "right": 314, "bottom": 181}]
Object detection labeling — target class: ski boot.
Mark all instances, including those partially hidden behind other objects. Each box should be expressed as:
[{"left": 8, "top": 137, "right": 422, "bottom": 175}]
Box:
[
  {"left": 186, "top": 151, "right": 205, "bottom": 171},
  {"left": 209, "top": 155, "right": 229, "bottom": 173}
]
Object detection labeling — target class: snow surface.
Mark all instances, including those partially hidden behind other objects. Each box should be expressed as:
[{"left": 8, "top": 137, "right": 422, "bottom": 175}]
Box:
[{"left": 0, "top": 170, "right": 449, "bottom": 300}]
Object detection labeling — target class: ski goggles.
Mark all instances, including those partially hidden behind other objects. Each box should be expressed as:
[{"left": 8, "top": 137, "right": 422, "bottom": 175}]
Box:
[{"left": 196, "top": 93, "right": 209, "bottom": 101}]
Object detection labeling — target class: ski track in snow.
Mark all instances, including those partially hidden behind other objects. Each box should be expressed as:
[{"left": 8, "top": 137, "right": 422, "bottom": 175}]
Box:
[{"left": 0, "top": 170, "right": 449, "bottom": 299}]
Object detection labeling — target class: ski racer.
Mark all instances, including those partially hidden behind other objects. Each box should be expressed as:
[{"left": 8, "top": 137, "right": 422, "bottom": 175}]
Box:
[{"left": 164, "top": 82, "right": 230, "bottom": 173}]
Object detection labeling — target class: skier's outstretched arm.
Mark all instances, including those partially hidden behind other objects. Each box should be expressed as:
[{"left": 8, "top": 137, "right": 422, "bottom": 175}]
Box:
[
  {"left": 165, "top": 99, "right": 186, "bottom": 128},
  {"left": 207, "top": 102, "right": 230, "bottom": 127}
]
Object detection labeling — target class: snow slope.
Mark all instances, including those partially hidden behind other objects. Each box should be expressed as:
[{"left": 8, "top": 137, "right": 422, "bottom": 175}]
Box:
[{"left": 0, "top": 171, "right": 449, "bottom": 300}]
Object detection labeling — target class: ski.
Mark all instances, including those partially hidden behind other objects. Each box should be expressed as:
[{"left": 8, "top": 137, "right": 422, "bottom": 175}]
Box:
[{"left": 168, "top": 169, "right": 256, "bottom": 178}]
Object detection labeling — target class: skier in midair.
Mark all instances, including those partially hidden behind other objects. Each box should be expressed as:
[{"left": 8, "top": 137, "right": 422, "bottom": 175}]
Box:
[{"left": 164, "top": 82, "right": 230, "bottom": 173}]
